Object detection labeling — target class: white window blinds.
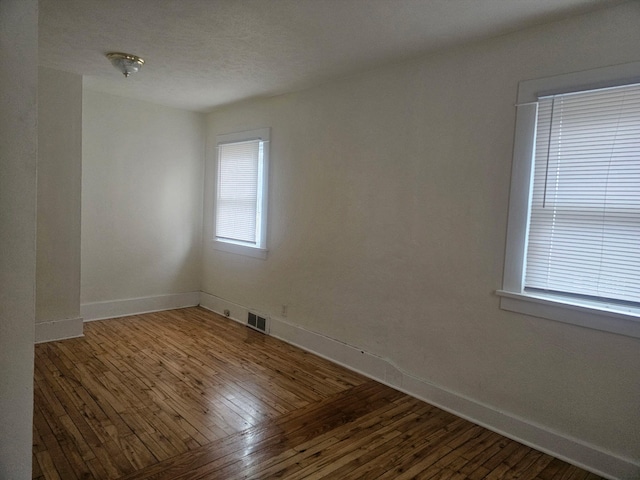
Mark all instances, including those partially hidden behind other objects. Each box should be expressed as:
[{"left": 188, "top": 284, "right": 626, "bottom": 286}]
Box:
[
  {"left": 525, "top": 83, "right": 640, "bottom": 304},
  {"left": 216, "top": 139, "right": 264, "bottom": 245}
]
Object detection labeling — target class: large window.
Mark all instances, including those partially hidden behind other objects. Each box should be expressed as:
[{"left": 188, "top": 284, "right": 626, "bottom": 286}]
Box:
[
  {"left": 499, "top": 63, "right": 640, "bottom": 338},
  {"left": 213, "top": 128, "right": 269, "bottom": 259}
]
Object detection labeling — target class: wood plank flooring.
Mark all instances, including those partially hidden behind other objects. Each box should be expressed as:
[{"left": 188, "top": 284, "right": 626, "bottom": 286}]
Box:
[{"left": 33, "top": 307, "right": 603, "bottom": 479}]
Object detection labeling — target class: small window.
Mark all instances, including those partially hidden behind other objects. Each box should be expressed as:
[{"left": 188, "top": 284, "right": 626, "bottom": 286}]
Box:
[
  {"left": 499, "top": 63, "right": 640, "bottom": 338},
  {"left": 213, "top": 128, "right": 269, "bottom": 259}
]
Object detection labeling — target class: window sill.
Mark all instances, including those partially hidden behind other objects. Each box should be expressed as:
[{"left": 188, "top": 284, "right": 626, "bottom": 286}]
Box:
[
  {"left": 496, "top": 290, "right": 640, "bottom": 339},
  {"left": 212, "top": 239, "right": 268, "bottom": 259}
]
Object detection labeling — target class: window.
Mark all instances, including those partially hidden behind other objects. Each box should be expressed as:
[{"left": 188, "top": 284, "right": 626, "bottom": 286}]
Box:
[
  {"left": 498, "top": 63, "right": 640, "bottom": 338},
  {"left": 213, "top": 128, "right": 269, "bottom": 259}
]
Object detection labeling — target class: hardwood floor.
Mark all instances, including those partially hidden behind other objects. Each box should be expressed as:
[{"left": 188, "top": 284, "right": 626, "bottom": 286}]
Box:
[{"left": 33, "top": 307, "right": 602, "bottom": 479}]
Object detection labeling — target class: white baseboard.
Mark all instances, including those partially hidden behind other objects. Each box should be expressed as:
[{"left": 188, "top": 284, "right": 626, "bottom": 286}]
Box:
[
  {"left": 198, "top": 292, "right": 248, "bottom": 325},
  {"left": 35, "top": 317, "right": 84, "bottom": 343},
  {"left": 199, "top": 292, "right": 638, "bottom": 480},
  {"left": 81, "top": 292, "right": 200, "bottom": 322},
  {"left": 199, "top": 292, "right": 271, "bottom": 333},
  {"left": 397, "top": 375, "right": 635, "bottom": 480}
]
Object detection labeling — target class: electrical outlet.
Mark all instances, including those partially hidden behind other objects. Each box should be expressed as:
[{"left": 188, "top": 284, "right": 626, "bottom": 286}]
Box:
[
  {"left": 223, "top": 309, "right": 230, "bottom": 317},
  {"left": 281, "top": 304, "right": 288, "bottom": 317}
]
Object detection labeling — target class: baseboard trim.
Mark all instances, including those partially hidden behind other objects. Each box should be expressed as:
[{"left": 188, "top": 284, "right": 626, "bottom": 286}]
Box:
[
  {"left": 199, "top": 292, "right": 260, "bottom": 327},
  {"left": 81, "top": 292, "right": 201, "bottom": 322},
  {"left": 199, "top": 292, "right": 638, "bottom": 480},
  {"left": 35, "top": 317, "right": 84, "bottom": 343}
]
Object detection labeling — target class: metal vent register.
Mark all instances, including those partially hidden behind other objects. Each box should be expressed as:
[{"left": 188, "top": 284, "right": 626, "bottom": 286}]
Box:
[{"left": 247, "top": 312, "right": 268, "bottom": 334}]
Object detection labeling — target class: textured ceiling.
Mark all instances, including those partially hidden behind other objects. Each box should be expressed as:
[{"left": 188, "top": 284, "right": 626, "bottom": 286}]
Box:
[{"left": 39, "top": 0, "right": 624, "bottom": 112}]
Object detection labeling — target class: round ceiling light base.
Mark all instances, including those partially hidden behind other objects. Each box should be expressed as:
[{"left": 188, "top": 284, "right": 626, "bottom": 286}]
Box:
[{"left": 106, "top": 52, "right": 145, "bottom": 77}]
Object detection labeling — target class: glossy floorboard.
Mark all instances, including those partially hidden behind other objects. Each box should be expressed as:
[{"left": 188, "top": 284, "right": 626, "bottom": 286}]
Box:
[{"left": 33, "top": 307, "right": 602, "bottom": 479}]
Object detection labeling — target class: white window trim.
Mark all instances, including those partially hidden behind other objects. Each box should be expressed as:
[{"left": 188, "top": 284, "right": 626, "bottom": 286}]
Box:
[
  {"left": 212, "top": 128, "right": 270, "bottom": 260},
  {"left": 498, "top": 62, "right": 640, "bottom": 339}
]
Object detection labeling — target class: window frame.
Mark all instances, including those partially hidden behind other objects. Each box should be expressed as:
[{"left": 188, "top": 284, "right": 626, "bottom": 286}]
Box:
[
  {"left": 212, "top": 128, "right": 270, "bottom": 259},
  {"left": 497, "top": 62, "right": 640, "bottom": 339}
]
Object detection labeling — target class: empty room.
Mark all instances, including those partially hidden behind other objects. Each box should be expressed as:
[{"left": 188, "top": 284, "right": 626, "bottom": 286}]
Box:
[{"left": 1, "top": 0, "right": 639, "bottom": 479}]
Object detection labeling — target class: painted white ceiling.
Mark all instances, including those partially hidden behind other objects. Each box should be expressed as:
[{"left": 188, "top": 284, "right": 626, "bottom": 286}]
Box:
[{"left": 39, "top": 0, "right": 624, "bottom": 112}]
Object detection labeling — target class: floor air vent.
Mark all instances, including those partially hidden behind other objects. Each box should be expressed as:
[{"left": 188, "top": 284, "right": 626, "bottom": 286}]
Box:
[{"left": 247, "top": 312, "right": 269, "bottom": 334}]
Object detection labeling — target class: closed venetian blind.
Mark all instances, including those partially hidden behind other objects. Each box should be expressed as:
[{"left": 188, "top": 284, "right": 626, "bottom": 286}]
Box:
[
  {"left": 216, "top": 140, "right": 261, "bottom": 244},
  {"left": 525, "top": 82, "right": 640, "bottom": 304}
]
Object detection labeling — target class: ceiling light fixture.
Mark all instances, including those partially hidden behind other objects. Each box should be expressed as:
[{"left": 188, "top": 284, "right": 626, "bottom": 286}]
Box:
[{"left": 106, "top": 52, "right": 145, "bottom": 77}]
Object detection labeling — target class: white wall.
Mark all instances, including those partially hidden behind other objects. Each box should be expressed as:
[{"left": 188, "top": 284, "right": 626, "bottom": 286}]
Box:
[
  {"left": 36, "top": 67, "right": 83, "bottom": 342},
  {"left": 0, "top": 0, "right": 37, "bottom": 477},
  {"left": 82, "top": 91, "right": 205, "bottom": 313},
  {"left": 203, "top": 2, "right": 640, "bottom": 475}
]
